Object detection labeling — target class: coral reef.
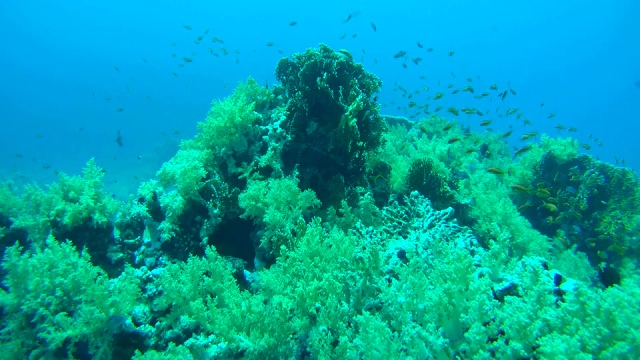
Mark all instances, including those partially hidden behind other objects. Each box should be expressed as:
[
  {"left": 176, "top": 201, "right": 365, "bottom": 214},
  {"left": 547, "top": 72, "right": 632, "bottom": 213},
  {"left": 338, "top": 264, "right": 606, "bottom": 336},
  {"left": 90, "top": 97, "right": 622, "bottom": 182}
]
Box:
[
  {"left": 1, "top": 45, "right": 639, "bottom": 359},
  {"left": 517, "top": 151, "right": 640, "bottom": 286}
]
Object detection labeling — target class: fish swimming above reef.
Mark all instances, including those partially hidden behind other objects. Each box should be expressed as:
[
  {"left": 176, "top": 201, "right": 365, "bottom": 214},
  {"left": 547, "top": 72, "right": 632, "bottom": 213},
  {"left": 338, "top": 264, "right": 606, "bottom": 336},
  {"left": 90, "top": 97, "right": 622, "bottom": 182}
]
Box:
[
  {"left": 342, "top": 10, "right": 360, "bottom": 23},
  {"left": 116, "top": 130, "right": 123, "bottom": 146},
  {"left": 393, "top": 51, "right": 407, "bottom": 59}
]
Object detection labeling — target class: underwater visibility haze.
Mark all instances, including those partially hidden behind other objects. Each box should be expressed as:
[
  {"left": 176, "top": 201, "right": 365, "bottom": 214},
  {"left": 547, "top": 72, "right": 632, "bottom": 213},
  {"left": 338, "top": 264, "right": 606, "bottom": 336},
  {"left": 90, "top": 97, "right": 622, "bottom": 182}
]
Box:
[{"left": 1, "top": 0, "right": 640, "bottom": 358}]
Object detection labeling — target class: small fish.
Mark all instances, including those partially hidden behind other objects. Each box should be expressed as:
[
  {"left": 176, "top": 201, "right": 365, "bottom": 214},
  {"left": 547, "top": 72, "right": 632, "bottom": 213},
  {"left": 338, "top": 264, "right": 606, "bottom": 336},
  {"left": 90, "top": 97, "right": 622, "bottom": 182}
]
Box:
[
  {"left": 501, "top": 129, "right": 513, "bottom": 138},
  {"left": 417, "top": 41, "right": 424, "bottom": 48},
  {"left": 509, "top": 88, "right": 517, "bottom": 95},
  {"left": 115, "top": 108, "right": 124, "bottom": 112},
  {"left": 568, "top": 127, "right": 577, "bottom": 132},
  {"left": 514, "top": 144, "right": 533, "bottom": 156},
  {"left": 518, "top": 201, "right": 533, "bottom": 212},
  {"left": 487, "top": 167, "right": 506, "bottom": 175},
  {"left": 370, "top": 22, "right": 377, "bottom": 32},
  {"left": 339, "top": 33, "right": 347, "bottom": 40},
  {"left": 443, "top": 123, "right": 454, "bottom": 131},
  {"left": 462, "top": 85, "right": 474, "bottom": 93},
  {"left": 479, "top": 120, "right": 492, "bottom": 127},
  {"left": 521, "top": 132, "right": 538, "bottom": 140},
  {"left": 371, "top": 174, "right": 388, "bottom": 189},
  {"left": 426, "top": 47, "right": 434, "bottom": 52},
  {"left": 448, "top": 137, "right": 461, "bottom": 144},
  {"left": 547, "top": 113, "right": 557, "bottom": 118},
  {"left": 289, "top": 21, "right": 298, "bottom": 26},
  {"left": 581, "top": 143, "right": 591, "bottom": 150},
  {"left": 393, "top": 51, "right": 407, "bottom": 59},
  {"left": 116, "top": 130, "right": 124, "bottom": 146},
  {"left": 554, "top": 124, "right": 566, "bottom": 130},
  {"left": 342, "top": 12, "right": 356, "bottom": 23},
  {"left": 489, "top": 84, "right": 498, "bottom": 91},
  {"left": 433, "top": 92, "right": 444, "bottom": 100},
  {"left": 337, "top": 49, "right": 353, "bottom": 61},
  {"left": 266, "top": 42, "right": 275, "bottom": 47},
  {"left": 479, "top": 143, "right": 491, "bottom": 158},
  {"left": 511, "top": 185, "right": 531, "bottom": 193},
  {"left": 540, "top": 201, "right": 558, "bottom": 212},
  {"left": 183, "top": 25, "right": 192, "bottom": 30},
  {"left": 448, "top": 51, "right": 455, "bottom": 56},
  {"left": 500, "top": 90, "right": 508, "bottom": 101},
  {"left": 447, "top": 107, "right": 459, "bottom": 116},
  {"left": 182, "top": 57, "right": 193, "bottom": 63},
  {"left": 535, "top": 187, "right": 551, "bottom": 198}
]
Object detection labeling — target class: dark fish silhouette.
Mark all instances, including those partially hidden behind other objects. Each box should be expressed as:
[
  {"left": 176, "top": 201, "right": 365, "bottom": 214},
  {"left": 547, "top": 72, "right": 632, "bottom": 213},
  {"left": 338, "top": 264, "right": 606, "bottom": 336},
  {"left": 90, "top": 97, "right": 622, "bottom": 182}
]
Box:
[{"left": 116, "top": 130, "right": 124, "bottom": 147}]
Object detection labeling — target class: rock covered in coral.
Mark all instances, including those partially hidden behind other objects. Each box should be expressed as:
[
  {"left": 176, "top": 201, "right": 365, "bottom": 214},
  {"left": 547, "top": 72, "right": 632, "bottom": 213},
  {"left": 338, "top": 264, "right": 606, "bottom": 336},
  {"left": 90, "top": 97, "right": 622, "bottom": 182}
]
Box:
[{"left": 276, "top": 44, "right": 387, "bottom": 207}]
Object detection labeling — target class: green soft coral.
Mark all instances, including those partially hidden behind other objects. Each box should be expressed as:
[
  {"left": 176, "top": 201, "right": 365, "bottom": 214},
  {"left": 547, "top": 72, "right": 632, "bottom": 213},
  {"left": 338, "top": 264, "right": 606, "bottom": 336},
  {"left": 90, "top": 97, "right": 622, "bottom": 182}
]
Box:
[
  {"left": 184, "top": 77, "right": 270, "bottom": 156},
  {"left": 238, "top": 175, "right": 321, "bottom": 256},
  {"left": 151, "top": 78, "right": 272, "bottom": 241},
  {"left": 0, "top": 236, "right": 141, "bottom": 359},
  {"left": 11, "top": 159, "right": 120, "bottom": 243}
]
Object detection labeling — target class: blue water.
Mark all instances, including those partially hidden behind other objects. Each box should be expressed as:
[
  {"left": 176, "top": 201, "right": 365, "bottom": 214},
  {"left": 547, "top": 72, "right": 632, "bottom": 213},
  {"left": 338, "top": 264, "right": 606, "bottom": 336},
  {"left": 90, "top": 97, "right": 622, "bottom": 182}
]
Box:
[{"left": 1, "top": 0, "right": 639, "bottom": 196}]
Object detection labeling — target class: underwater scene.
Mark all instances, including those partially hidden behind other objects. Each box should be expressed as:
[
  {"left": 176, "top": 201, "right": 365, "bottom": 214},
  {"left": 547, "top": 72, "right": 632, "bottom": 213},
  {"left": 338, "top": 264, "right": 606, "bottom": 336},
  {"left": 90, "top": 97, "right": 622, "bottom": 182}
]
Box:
[{"left": 1, "top": 0, "right": 640, "bottom": 359}]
